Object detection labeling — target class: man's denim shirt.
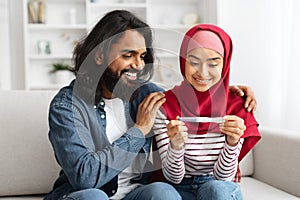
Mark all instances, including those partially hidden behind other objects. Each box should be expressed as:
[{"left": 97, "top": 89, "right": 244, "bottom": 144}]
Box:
[{"left": 44, "top": 80, "right": 163, "bottom": 199}]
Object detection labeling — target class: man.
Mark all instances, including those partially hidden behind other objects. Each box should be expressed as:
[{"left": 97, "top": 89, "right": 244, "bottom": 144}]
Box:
[{"left": 44, "top": 10, "right": 256, "bottom": 200}]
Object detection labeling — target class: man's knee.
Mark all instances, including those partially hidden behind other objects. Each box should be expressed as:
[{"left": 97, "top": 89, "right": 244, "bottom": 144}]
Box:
[{"left": 65, "top": 188, "right": 108, "bottom": 200}]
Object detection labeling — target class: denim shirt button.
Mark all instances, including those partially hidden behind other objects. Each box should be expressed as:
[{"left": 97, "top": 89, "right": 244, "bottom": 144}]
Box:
[
  {"left": 100, "top": 114, "right": 105, "bottom": 119},
  {"left": 100, "top": 101, "right": 104, "bottom": 106},
  {"left": 112, "top": 190, "right": 116, "bottom": 194},
  {"left": 93, "top": 105, "right": 97, "bottom": 109}
]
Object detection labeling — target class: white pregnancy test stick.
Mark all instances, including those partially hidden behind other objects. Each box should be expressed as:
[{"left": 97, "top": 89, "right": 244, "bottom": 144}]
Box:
[{"left": 179, "top": 117, "right": 225, "bottom": 123}]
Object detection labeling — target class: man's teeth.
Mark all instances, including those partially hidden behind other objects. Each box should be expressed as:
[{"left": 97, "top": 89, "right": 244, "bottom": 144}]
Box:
[{"left": 125, "top": 72, "right": 137, "bottom": 77}]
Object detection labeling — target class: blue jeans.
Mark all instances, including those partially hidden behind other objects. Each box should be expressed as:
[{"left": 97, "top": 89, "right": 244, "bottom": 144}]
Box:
[
  {"left": 124, "top": 182, "right": 182, "bottom": 200},
  {"left": 61, "top": 182, "right": 181, "bottom": 200},
  {"left": 171, "top": 175, "right": 243, "bottom": 200},
  {"left": 62, "top": 188, "right": 109, "bottom": 200}
]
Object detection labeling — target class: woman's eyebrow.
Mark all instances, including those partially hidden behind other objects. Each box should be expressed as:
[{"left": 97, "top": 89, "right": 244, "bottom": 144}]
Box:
[
  {"left": 188, "top": 55, "right": 221, "bottom": 61},
  {"left": 187, "top": 54, "right": 201, "bottom": 60},
  {"left": 207, "top": 57, "right": 221, "bottom": 61}
]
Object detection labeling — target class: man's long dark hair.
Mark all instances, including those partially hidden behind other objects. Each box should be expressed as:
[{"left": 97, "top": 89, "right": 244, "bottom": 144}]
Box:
[{"left": 72, "top": 10, "right": 154, "bottom": 103}]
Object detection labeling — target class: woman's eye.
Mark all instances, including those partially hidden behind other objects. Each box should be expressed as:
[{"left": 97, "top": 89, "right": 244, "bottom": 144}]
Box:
[
  {"left": 189, "top": 61, "right": 199, "bottom": 66},
  {"left": 208, "top": 63, "right": 218, "bottom": 67}
]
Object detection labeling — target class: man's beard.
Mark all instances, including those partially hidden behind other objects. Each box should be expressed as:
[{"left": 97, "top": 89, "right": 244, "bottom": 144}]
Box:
[{"left": 101, "top": 67, "right": 141, "bottom": 102}]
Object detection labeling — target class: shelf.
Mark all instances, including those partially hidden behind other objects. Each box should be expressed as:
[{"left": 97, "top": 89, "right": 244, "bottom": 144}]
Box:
[
  {"left": 29, "top": 54, "right": 73, "bottom": 60},
  {"left": 23, "top": 0, "right": 216, "bottom": 90},
  {"left": 29, "top": 85, "right": 66, "bottom": 90},
  {"left": 151, "top": 24, "right": 194, "bottom": 30},
  {"left": 49, "top": 0, "right": 84, "bottom": 3},
  {"left": 151, "top": 0, "right": 198, "bottom": 3},
  {"left": 28, "top": 24, "right": 87, "bottom": 30},
  {"left": 88, "top": 3, "right": 147, "bottom": 8}
]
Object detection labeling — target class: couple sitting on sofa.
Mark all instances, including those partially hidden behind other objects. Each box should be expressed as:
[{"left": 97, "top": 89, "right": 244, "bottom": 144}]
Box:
[{"left": 44, "top": 10, "right": 260, "bottom": 200}]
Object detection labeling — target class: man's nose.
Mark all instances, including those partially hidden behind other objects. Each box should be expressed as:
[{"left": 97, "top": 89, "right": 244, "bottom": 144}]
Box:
[{"left": 131, "top": 57, "right": 144, "bottom": 70}]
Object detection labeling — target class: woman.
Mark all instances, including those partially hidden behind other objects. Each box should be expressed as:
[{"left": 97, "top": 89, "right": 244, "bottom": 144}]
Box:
[{"left": 153, "top": 24, "right": 261, "bottom": 200}]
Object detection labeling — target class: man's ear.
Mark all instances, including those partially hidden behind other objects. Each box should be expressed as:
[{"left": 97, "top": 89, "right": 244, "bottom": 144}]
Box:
[{"left": 95, "top": 51, "right": 104, "bottom": 65}]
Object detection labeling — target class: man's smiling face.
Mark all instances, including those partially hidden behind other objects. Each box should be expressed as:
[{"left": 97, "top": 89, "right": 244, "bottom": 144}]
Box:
[{"left": 101, "top": 29, "right": 147, "bottom": 100}]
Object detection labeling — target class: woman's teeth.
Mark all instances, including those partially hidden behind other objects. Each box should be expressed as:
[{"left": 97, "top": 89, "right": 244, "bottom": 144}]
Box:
[{"left": 196, "top": 78, "right": 209, "bottom": 83}]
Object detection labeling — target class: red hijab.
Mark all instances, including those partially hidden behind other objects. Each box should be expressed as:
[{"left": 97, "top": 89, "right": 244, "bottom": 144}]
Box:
[{"left": 161, "top": 24, "right": 261, "bottom": 180}]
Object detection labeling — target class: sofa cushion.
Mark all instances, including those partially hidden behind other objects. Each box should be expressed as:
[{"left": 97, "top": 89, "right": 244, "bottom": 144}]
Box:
[
  {"left": 0, "top": 196, "right": 43, "bottom": 200},
  {"left": 239, "top": 149, "right": 254, "bottom": 177},
  {"left": 253, "top": 127, "right": 300, "bottom": 197},
  {"left": 0, "top": 91, "right": 60, "bottom": 197},
  {"left": 240, "top": 177, "right": 300, "bottom": 200}
]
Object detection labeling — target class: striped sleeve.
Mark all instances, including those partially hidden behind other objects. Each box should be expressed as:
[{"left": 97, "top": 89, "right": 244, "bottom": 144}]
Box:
[
  {"left": 213, "top": 138, "right": 244, "bottom": 181},
  {"left": 153, "top": 110, "right": 185, "bottom": 184}
]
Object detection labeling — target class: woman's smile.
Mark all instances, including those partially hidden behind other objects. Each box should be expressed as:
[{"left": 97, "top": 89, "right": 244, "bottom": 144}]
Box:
[{"left": 193, "top": 77, "right": 212, "bottom": 86}]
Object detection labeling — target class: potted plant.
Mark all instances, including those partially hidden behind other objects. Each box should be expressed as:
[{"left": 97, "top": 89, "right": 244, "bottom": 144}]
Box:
[{"left": 49, "top": 62, "right": 75, "bottom": 85}]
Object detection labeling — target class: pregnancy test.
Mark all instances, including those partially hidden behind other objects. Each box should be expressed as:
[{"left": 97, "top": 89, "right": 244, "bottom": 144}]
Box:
[{"left": 179, "top": 117, "right": 225, "bottom": 123}]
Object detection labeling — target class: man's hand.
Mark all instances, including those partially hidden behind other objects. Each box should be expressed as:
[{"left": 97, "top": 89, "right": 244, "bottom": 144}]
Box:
[
  {"left": 135, "top": 92, "right": 166, "bottom": 135},
  {"left": 229, "top": 85, "right": 257, "bottom": 114}
]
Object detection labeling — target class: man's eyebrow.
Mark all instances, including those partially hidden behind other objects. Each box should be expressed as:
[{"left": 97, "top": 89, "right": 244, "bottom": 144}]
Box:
[
  {"left": 122, "top": 49, "right": 137, "bottom": 53},
  {"left": 121, "top": 49, "right": 147, "bottom": 55}
]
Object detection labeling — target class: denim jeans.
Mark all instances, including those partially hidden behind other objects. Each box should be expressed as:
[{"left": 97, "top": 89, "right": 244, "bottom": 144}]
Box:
[
  {"left": 171, "top": 174, "right": 243, "bottom": 200},
  {"left": 62, "top": 188, "right": 109, "bottom": 200},
  {"left": 61, "top": 182, "right": 181, "bottom": 200},
  {"left": 123, "top": 182, "right": 182, "bottom": 200}
]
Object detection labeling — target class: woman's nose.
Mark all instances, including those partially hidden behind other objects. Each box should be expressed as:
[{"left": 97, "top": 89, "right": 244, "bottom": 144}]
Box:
[{"left": 197, "top": 64, "right": 209, "bottom": 76}]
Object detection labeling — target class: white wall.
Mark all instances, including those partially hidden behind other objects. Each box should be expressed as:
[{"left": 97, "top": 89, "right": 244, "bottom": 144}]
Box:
[
  {"left": 0, "top": 0, "right": 25, "bottom": 90},
  {"left": 279, "top": 0, "right": 300, "bottom": 131},
  {"left": 9, "top": 0, "right": 25, "bottom": 89},
  {"left": 0, "top": 0, "right": 11, "bottom": 90},
  {"left": 217, "top": 0, "right": 300, "bottom": 131},
  {"left": 3, "top": 0, "right": 300, "bottom": 130}
]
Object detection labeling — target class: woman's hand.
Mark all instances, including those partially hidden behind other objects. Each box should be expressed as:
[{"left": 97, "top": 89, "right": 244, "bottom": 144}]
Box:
[
  {"left": 229, "top": 85, "right": 257, "bottom": 114},
  {"left": 167, "top": 119, "right": 188, "bottom": 150},
  {"left": 135, "top": 92, "right": 166, "bottom": 135},
  {"left": 219, "top": 115, "right": 246, "bottom": 146}
]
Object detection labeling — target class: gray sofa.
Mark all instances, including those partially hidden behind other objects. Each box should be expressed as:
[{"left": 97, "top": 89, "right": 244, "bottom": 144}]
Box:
[{"left": 0, "top": 90, "right": 299, "bottom": 199}]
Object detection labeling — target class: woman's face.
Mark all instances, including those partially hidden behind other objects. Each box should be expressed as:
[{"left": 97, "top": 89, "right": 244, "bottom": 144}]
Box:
[{"left": 185, "top": 47, "right": 224, "bottom": 92}]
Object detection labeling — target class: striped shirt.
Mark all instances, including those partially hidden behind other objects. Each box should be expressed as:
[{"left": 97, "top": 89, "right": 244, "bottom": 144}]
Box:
[{"left": 153, "top": 110, "right": 244, "bottom": 184}]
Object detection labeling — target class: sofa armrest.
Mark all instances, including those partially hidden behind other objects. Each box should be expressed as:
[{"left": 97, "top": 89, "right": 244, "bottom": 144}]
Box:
[{"left": 253, "top": 127, "right": 300, "bottom": 197}]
